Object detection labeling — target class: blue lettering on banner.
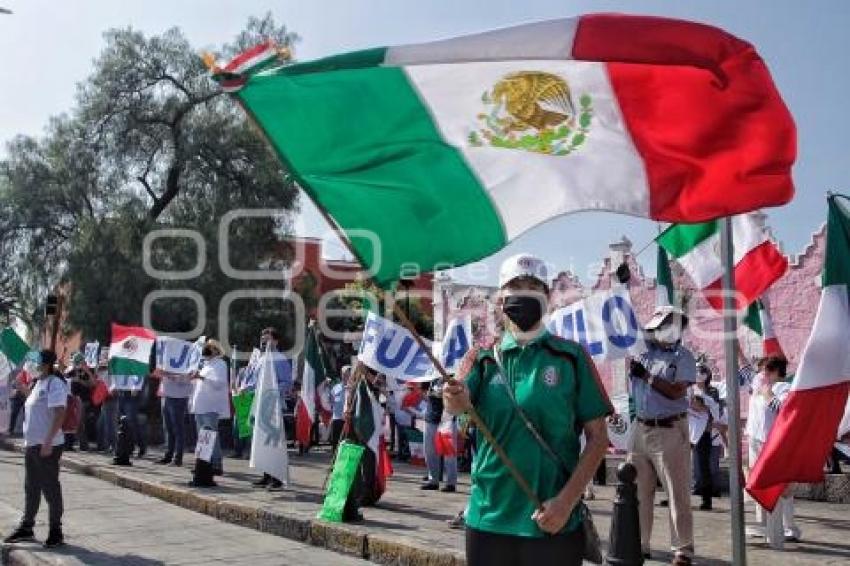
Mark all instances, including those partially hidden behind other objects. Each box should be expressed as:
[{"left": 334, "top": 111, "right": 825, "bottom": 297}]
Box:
[
  {"left": 575, "top": 309, "right": 604, "bottom": 356},
  {"left": 601, "top": 295, "right": 639, "bottom": 349},
  {"left": 360, "top": 316, "right": 383, "bottom": 354},
  {"left": 376, "top": 331, "right": 414, "bottom": 369},
  {"left": 558, "top": 312, "right": 575, "bottom": 341},
  {"left": 443, "top": 324, "right": 470, "bottom": 369},
  {"left": 169, "top": 345, "right": 191, "bottom": 370},
  {"left": 404, "top": 347, "right": 432, "bottom": 377}
]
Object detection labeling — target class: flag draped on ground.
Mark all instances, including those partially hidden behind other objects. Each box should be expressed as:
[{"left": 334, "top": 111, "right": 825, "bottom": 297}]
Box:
[
  {"left": 657, "top": 214, "right": 787, "bottom": 311},
  {"left": 250, "top": 350, "right": 290, "bottom": 483},
  {"left": 216, "top": 13, "right": 795, "bottom": 286},
  {"left": 108, "top": 324, "right": 155, "bottom": 377},
  {"left": 0, "top": 327, "right": 29, "bottom": 368},
  {"left": 746, "top": 195, "right": 850, "bottom": 510},
  {"left": 744, "top": 298, "right": 784, "bottom": 357},
  {"left": 656, "top": 246, "right": 675, "bottom": 307},
  {"left": 296, "top": 325, "right": 326, "bottom": 447}
]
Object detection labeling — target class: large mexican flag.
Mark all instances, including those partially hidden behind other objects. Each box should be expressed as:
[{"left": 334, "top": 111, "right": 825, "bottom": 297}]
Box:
[
  {"left": 217, "top": 13, "right": 795, "bottom": 286},
  {"left": 746, "top": 195, "right": 850, "bottom": 510}
]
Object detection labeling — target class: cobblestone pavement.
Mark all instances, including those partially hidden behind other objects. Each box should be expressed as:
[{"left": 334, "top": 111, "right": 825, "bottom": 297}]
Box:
[
  {"left": 0, "top": 451, "right": 371, "bottom": 565},
  {"left": 3, "top": 440, "right": 850, "bottom": 565}
]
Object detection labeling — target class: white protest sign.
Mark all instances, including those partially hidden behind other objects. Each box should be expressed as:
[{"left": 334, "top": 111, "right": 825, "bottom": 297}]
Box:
[
  {"left": 110, "top": 374, "right": 146, "bottom": 391},
  {"left": 84, "top": 342, "right": 100, "bottom": 368},
  {"left": 195, "top": 428, "right": 217, "bottom": 463},
  {"left": 547, "top": 287, "right": 646, "bottom": 361},
  {"left": 607, "top": 393, "right": 632, "bottom": 452},
  {"left": 155, "top": 336, "right": 203, "bottom": 375},
  {"left": 358, "top": 312, "right": 472, "bottom": 380}
]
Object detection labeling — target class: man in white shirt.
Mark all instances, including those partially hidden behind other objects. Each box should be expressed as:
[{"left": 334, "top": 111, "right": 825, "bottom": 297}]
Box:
[{"left": 4, "top": 350, "right": 68, "bottom": 548}]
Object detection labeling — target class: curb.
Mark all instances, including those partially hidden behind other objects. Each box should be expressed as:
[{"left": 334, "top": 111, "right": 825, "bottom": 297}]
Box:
[
  {"left": 1, "top": 543, "right": 86, "bottom": 566},
  {"left": 0, "top": 440, "right": 464, "bottom": 566}
]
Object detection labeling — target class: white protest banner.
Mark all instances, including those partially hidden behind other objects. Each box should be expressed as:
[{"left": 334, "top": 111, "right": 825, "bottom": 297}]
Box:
[
  {"left": 358, "top": 312, "right": 472, "bottom": 380},
  {"left": 195, "top": 428, "right": 217, "bottom": 463},
  {"left": 155, "top": 336, "right": 203, "bottom": 375},
  {"left": 84, "top": 342, "right": 100, "bottom": 368},
  {"left": 249, "top": 351, "right": 289, "bottom": 483},
  {"left": 607, "top": 393, "right": 632, "bottom": 452},
  {"left": 547, "top": 287, "right": 646, "bottom": 361}
]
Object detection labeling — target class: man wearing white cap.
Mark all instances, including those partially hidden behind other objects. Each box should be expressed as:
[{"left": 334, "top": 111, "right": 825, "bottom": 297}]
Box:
[
  {"left": 444, "top": 253, "right": 612, "bottom": 566},
  {"left": 628, "top": 305, "right": 697, "bottom": 565}
]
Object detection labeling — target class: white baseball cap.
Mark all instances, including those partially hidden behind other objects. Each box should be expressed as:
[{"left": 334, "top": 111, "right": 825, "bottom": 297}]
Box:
[
  {"left": 498, "top": 253, "right": 548, "bottom": 289},
  {"left": 644, "top": 305, "right": 688, "bottom": 331}
]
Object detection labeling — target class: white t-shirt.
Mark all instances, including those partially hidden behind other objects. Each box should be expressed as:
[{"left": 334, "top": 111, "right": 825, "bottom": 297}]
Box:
[
  {"left": 190, "top": 357, "right": 231, "bottom": 418},
  {"left": 24, "top": 376, "right": 68, "bottom": 447},
  {"left": 746, "top": 381, "right": 790, "bottom": 443}
]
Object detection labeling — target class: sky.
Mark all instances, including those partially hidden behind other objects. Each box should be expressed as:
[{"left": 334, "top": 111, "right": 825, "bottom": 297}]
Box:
[{"left": 1, "top": 0, "right": 848, "bottom": 287}]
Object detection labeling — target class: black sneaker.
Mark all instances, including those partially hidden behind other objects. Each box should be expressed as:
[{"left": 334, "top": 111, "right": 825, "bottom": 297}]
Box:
[
  {"left": 252, "top": 476, "right": 271, "bottom": 488},
  {"left": 3, "top": 526, "right": 35, "bottom": 544},
  {"left": 43, "top": 529, "right": 64, "bottom": 548},
  {"left": 156, "top": 456, "right": 172, "bottom": 465},
  {"left": 420, "top": 482, "right": 439, "bottom": 491},
  {"left": 440, "top": 485, "right": 457, "bottom": 493}
]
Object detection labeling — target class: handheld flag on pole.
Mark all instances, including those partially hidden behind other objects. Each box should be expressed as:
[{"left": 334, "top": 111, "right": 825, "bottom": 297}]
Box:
[
  {"left": 743, "top": 298, "right": 785, "bottom": 358},
  {"left": 214, "top": 13, "right": 795, "bottom": 287},
  {"left": 0, "top": 327, "right": 29, "bottom": 367},
  {"left": 746, "top": 195, "right": 850, "bottom": 510},
  {"left": 657, "top": 213, "right": 787, "bottom": 311}
]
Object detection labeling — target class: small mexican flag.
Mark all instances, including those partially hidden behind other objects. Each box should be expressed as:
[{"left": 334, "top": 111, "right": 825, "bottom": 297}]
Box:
[
  {"left": 296, "top": 325, "right": 325, "bottom": 447},
  {"left": 0, "top": 327, "right": 30, "bottom": 367},
  {"left": 108, "top": 324, "right": 155, "bottom": 376},
  {"left": 743, "top": 298, "right": 784, "bottom": 357},
  {"left": 657, "top": 213, "right": 787, "bottom": 311}
]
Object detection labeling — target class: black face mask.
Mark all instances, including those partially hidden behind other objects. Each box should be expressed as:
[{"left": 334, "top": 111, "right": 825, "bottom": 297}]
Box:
[
  {"left": 502, "top": 295, "right": 544, "bottom": 332},
  {"left": 202, "top": 347, "right": 213, "bottom": 357}
]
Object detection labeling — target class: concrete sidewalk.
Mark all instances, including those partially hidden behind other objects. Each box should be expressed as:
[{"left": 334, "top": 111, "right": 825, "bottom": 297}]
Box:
[
  {"left": 2, "top": 438, "right": 849, "bottom": 565},
  {"left": 0, "top": 451, "right": 370, "bottom": 566}
]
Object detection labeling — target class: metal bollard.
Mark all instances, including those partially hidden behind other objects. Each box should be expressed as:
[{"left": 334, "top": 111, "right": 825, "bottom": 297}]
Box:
[{"left": 606, "top": 462, "right": 643, "bottom": 565}]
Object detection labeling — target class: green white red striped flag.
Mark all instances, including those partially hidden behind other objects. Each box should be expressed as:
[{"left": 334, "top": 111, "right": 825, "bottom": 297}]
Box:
[
  {"left": 747, "top": 195, "right": 850, "bottom": 510},
  {"left": 108, "top": 324, "right": 155, "bottom": 377},
  {"left": 296, "top": 325, "right": 326, "bottom": 447},
  {"left": 656, "top": 213, "right": 787, "bottom": 311},
  {"left": 218, "top": 13, "right": 795, "bottom": 287},
  {"left": 743, "top": 299, "right": 784, "bottom": 357}
]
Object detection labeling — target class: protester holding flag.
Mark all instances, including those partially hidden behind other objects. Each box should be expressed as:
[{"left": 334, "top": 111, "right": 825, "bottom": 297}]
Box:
[
  {"left": 4, "top": 350, "right": 67, "bottom": 548},
  {"left": 627, "top": 305, "right": 697, "bottom": 565},
  {"left": 444, "top": 254, "right": 611, "bottom": 566},
  {"left": 189, "top": 339, "right": 230, "bottom": 480}
]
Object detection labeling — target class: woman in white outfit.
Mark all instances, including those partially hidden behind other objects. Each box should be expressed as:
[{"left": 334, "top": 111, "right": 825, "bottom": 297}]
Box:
[
  {"left": 745, "top": 356, "right": 801, "bottom": 547},
  {"left": 190, "top": 339, "right": 231, "bottom": 483}
]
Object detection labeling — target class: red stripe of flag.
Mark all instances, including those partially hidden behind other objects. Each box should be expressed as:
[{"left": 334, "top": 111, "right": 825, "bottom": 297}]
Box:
[
  {"left": 110, "top": 323, "right": 155, "bottom": 343},
  {"left": 703, "top": 241, "right": 788, "bottom": 310},
  {"left": 573, "top": 13, "right": 795, "bottom": 221}
]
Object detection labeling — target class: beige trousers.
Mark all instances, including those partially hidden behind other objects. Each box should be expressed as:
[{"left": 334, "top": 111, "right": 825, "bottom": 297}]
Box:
[{"left": 627, "top": 419, "right": 694, "bottom": 557}]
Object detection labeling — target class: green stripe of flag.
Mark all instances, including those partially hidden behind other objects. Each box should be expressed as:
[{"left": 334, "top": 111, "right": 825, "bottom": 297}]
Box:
[
  {"left": 656, "top": 246, "right": 675, "bottom": 306},
  {"left": 237, "top": 58, "right": 505, "bottom": 287},
  {"left": 0, "top": 327, "right": 30, "bottom": 366},
  {"left": 744, "top": 300, "right": 763, "bottom": 335},
  {"left": 108, "top": 357, "right": 149, "bottom": 377},
  {"left": 657, "top": 221, "right": 719, "bottom": 259},
  {"left": 824, "top": 195, "right": 850, "bottom": 288}
]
